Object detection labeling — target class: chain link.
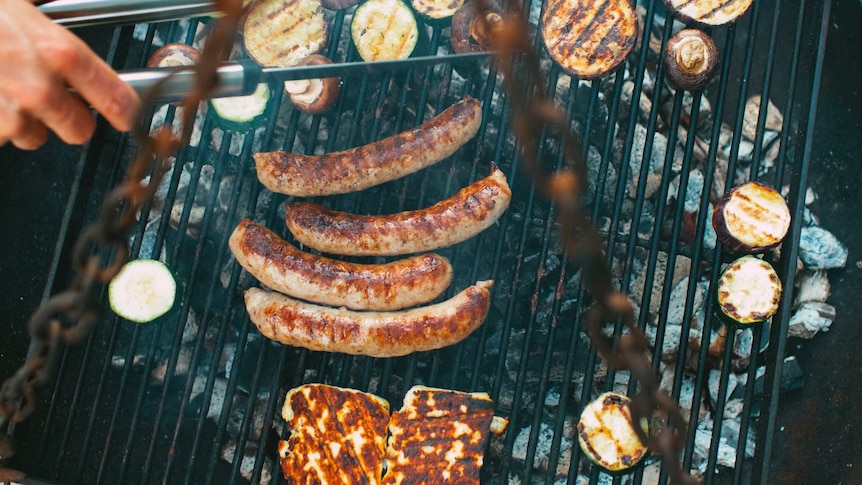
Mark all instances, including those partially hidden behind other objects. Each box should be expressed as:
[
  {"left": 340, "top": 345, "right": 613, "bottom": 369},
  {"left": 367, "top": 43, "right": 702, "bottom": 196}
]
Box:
[
  {"left": 477, "top": 2, "right": 702, "bottom": 483},
  {"left": 0, "top": 0, "right": 244, "bottom": 462}
]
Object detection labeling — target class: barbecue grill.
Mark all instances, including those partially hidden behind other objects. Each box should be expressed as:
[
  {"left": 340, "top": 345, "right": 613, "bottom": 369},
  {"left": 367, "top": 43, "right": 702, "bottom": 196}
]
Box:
[{"left": 0, "top": 0, "right": 833, "bottom": 483}]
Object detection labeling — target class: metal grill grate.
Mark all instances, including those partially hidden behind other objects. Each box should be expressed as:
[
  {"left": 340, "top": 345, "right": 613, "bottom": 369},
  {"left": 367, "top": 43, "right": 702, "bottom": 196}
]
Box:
[{"left": 8, "top": 0, "right": 830, "bottom": 483}]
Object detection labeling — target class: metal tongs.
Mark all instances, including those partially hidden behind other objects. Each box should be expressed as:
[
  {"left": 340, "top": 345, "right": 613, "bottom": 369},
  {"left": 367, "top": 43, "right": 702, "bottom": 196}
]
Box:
[
  {"left": 40, "top": 0, "right": 220, "bottom": 28},
  {"left": 45, "top": 0, "right": 496, "bottom": 103}
]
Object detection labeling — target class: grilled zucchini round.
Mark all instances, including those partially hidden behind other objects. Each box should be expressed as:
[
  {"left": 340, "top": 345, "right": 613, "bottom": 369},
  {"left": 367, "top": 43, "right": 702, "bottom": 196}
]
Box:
[
  {"left": 351, "top": 0, "right": 420, "bottom": 62},
  {"left": 716, "top": 255, "right": 782, "bottom": 328},
  {"left": 577, "top": 392, "right": 649, "bottom": 474}
]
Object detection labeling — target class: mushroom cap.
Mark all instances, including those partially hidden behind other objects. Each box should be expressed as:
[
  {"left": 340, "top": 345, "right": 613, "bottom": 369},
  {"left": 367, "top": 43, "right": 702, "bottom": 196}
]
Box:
[
  {"left": 663, "top": 29, "right": 720, "bottom": 91},
  {"left": 284, "top": 54, "right": 342, "bottom": 115}
]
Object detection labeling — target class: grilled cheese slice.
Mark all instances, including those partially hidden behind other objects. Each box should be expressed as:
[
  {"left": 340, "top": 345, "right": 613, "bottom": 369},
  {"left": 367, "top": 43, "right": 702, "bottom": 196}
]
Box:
[
  {"left": 278, "top": 384, "right": 390, "bottom": 484},
  {"left": 382, "top": 386, "right": 503, "bottom": 484}
]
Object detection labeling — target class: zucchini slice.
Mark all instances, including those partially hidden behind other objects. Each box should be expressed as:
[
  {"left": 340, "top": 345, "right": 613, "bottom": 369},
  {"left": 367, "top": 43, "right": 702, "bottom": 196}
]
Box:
[
  {"left": 712, "top": 181, "right": 791, "bottom": 254},
  {"left": 108, "top": 259, "right": 177, "bottom": 323},
  {"left": 351, "top": 0, "right": 420, "bottom": 62},
  {"left": 716, "top": 255, "right": 782, "bottom": 327},
  {"left": 577, "top": 392, "right": 649, "bottom": 474},
  {"left": 208, "top": 83, "right": 272, "bottom": 132}
]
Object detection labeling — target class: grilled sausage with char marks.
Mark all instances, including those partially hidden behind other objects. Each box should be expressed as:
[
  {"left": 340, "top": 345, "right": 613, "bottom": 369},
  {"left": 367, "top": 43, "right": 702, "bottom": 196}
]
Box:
[
  {"left": 253, "top": 96, "right": 483, "bottom": 196},
  {"left": 229, "top": 219, "right": 453, "bottom": 311},
  {"left": 244, "top": 280, "right": 493, "bottom": 358},
  {"left": 284, "top": 166, "right": 511, "bottom": 256}
]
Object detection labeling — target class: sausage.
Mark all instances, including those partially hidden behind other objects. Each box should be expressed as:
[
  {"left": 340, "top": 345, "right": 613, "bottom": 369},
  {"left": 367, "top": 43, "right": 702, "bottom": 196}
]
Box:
[
  {"left": 229, "top": 219, "right": 453, "bottom": 311},
  {"left": 253, "top": 96, "right": 483, "bottom": 196},
  {"left": 284, "top": 166, "right": 512, "bottom": 256},
  {"left": 243, "top": 280, "right": 493, "bottom": 358}
]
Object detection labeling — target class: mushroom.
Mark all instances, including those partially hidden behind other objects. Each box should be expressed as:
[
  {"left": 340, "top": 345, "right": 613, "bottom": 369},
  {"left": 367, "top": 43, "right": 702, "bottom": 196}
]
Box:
[
  {"left": 284, "top": 54, "right": 342, "bottom": 115},
  {"left": 147, "top": 43, "right": 201, "bottom": 68},
  {"left": 663, "top": 29, "right": 719, "bottom": 91},
  {"left": 450, "top": 0, "right": 507, "bottom": 53}
]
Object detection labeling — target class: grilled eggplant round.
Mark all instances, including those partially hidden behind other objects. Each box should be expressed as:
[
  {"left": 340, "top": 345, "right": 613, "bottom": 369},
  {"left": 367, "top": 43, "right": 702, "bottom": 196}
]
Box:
[
  {"left": 664, "top": 0, "right": 753, "bottom": 26},
  {"left": 716, "top": 255, "right": 782, "bottom": 327},
  {"left": 712, "top": 181, "right": 791, "bottom": 253},
  {"left": 540, "top": 0, "right": 638, "bottom": 79},
  {"left": 577, "top": 392, "right": 648, "bottom": 474},
  {"left": 664, "top": 29, "right": 719, "bottom": 91},
  {"left": 242, "top": 0, "right": 328, "bottom": 68}
]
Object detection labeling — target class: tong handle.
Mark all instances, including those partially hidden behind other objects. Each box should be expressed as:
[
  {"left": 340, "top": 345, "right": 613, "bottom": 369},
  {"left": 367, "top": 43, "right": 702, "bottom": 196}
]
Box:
[
  {"left": 42, "top": 0, "right": 218, "bottom": 28},
  {"left": 118, "top": 60, "right": 262, "bottom": 104}
]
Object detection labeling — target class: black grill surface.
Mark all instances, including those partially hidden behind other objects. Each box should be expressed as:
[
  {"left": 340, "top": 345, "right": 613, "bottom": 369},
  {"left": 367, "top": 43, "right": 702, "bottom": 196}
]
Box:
[{"left": 6, "top": 0, "right": 831, "bottom": 483}]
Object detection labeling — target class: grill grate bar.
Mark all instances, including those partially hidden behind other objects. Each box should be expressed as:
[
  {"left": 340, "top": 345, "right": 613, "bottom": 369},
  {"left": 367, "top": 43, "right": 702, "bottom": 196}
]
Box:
[
  {"left": 9, "top": 0, "right": 833, "bottom": 482},
  {"left": 754, "top": 0, "right": 831, "bottom": 481}
]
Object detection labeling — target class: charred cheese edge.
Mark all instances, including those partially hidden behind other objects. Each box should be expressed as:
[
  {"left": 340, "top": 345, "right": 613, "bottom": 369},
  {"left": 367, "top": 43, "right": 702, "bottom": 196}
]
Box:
[
  {"left": 577, "top": 392, "right": 648, "bottom": 473},
  {"left": 381, "top": 385, "right": 498, "bottom": 484},
  {"left": 278, "top": 384, "right": 390, "bottom": 484},
  {"left": 716, "top": 255, "right": 782, "bottom": 327},
  {"left": 540, "top": 0, "right": 638, "bottom": 79},
  {"left": 665, "top": 0, "right": 753, "bottom": 26},
  {"left": 713, "top": 181, "right": 791, "bottom": 254},
  {"left": 243, "top": 0, "right": 328, "bottom": 68}
]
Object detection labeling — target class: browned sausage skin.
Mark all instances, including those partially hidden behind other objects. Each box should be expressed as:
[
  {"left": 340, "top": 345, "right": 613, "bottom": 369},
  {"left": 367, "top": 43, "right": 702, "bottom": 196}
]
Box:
[
  {"left": 253, "top": 96, "right": 483, "bottom": 196},
  {"left": 229, "top": 219, "right": 453, "bottom": 311},
  {"left": 284, "top": 166, "right": 511, "bottom": 256},
  {"left": 244, "top": 280, "right": 493, "bottom": 358}
]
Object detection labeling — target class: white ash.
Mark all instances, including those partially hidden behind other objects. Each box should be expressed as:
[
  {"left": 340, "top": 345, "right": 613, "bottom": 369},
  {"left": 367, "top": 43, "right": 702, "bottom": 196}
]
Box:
[
  {"left": 629, "top": 124, "right": 669, "bottom": 178},
  {"left": 742, "top": 95, "right": 784, "bottom": 141},
  {"left": 799, "top": 226, "right": 848, "bottom": 269},
  {"left": 788, "top": 301, "right": 836, "bottom": 339},
  {"left": 724, "top": 398, "right": 746, "bottom": 419},
  {"left": 544, "top": 386, "right": 561, "bottom": 409},
  {"left": 666, "top": 169, "right": 705, "bottom": 214},
  {"left": 707, "top": 370, "right": 747, "bottom": 410},
  {"left": 220, "top": 439, "right": 273, "bottom": 485},
  {"left": 702, "top": 204, "right": 717, "bottom": 250},
  {"left": 733, "top": 328, "right": 755, "bottom": 370},
  {"left": 585, "top": 145, "right": 618, "bottom": 207},
  {"left": 629, "top": 252, "right": 693, "bottom": 316},
  {"left": 659, "top": 365, "right": 698, "bottom": 418},
  {"left": 664, "top": 276, "right": 707, "bottom": 327},
  {"left": 692, "top": 413, "right": 756, "bottom": 473},
  {"left": 795, "top": 270, "right": 831, "bottom": 305}
]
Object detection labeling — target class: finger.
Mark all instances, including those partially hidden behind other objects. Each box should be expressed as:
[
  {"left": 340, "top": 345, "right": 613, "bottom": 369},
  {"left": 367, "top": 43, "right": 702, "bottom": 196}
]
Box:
[
  {"left": 39, "top": 30, "right": 141, "bottom": 133},
  {"left": 11, "top": 115, "right": 48, "bottom": 150},
  {"left": 26, "top": 78, "right": 97, "bottom": 145}
]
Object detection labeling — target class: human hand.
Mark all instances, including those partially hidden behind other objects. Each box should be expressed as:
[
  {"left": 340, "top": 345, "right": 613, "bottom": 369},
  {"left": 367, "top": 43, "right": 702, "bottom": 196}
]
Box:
[{"left": 0, "top": 0, "right": 141, "bottom": 150}]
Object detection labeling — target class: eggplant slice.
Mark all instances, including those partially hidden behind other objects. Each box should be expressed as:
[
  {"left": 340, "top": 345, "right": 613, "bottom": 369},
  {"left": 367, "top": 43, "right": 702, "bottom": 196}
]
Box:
[
  {"left": 243, "top": 0, "right": 328, "bottom": 67},
  {"left": 540, "top": 0, "right": 638, "bottom": 79},
  {"left": 664, "top": 0, "right": 753, "bottom": 26},
  {"left": 716, "top": 255, "right": 782, "bottom": 327},
  {"left": 712, "top": 181, "right": 791, "bottom": 253}
]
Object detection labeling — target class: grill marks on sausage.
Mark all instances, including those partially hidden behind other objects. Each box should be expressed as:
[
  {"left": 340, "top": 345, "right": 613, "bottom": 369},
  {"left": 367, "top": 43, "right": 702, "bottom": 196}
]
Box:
[
  {"left": 284, "top": 167, "right": 511, "bottom": 256},
  {"left": 244, "top": 281, "right": 493, "bottom": 358},
  {"left": 254, "top": 96, "right": 483, "bottom": 197},
  {"left": 229, "top": 219, "right": 453, "bottom": 310}
]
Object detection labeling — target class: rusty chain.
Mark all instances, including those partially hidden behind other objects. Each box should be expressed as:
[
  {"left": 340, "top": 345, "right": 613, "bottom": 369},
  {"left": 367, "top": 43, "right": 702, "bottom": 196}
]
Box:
[
  {"left": 478, "top": 1, "right": 701, "bottom": 483},
  {"left": 0, "top": 0, "right": 244, "bottom": 462}
]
